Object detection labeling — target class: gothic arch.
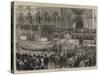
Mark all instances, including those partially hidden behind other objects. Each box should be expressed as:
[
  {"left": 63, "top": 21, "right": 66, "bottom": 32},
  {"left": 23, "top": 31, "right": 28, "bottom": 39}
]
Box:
[{"left": 73, "top": 16, "right": 88, "bottom": 29}]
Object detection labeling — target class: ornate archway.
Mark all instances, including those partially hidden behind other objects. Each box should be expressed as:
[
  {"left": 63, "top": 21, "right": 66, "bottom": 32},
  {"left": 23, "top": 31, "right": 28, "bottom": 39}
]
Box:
[{"left": 73, "top": 16, "right": 88, "bottom": 32}]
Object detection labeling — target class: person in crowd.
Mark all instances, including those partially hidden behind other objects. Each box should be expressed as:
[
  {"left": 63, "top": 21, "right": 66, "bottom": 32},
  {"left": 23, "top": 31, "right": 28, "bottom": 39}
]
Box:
[
  {"left": 40, "top": 56, "right": 45, "bottom": 69},
  {"left": 44, "top": 54, "right": 49, "bottom": 69},
  {"left": 60, "top": 53, "right": 67, "bottom": 68},
  {"left": 35, "top": 55, "right": 41, "bottom": 70}
]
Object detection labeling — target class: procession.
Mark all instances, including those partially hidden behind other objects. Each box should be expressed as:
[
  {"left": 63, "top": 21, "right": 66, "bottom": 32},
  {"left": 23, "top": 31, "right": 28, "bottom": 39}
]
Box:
[
  {"left": 16, "top": 31, "right": 96, "bottom": 70},
  {"left": 15, "top": 6, "right": 96, "bottom": 71}
]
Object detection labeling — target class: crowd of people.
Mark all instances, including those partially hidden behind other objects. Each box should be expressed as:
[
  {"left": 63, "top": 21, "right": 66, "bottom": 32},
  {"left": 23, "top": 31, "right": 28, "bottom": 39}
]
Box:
[{"left": 16, "top": 46, "right": 96, "bottom": 71}]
